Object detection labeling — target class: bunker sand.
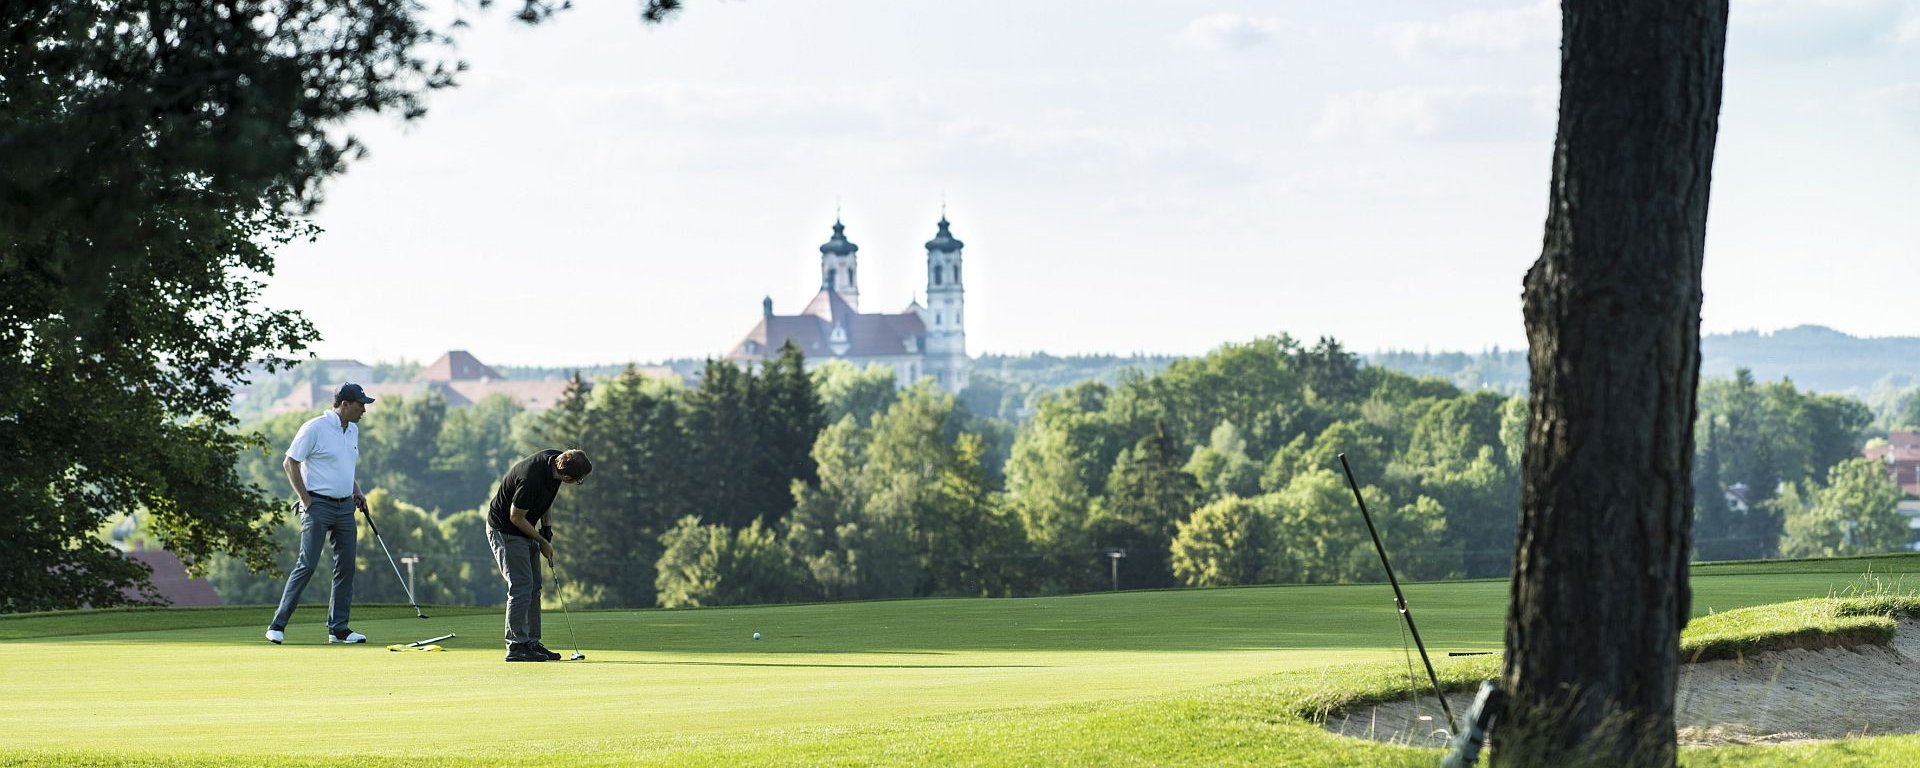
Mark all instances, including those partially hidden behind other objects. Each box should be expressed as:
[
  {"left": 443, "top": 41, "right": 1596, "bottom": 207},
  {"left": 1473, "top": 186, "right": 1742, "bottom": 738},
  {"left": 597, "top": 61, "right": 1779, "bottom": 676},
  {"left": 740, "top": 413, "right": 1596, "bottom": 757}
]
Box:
[{"left": 1323, "top": 619, "right": 1920, "bottom": 748}]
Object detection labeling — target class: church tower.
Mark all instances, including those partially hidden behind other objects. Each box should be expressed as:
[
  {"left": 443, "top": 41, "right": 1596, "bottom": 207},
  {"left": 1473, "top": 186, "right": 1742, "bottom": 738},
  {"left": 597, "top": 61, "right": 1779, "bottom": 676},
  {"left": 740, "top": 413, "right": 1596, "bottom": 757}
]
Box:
[
  {"left": 819, "top": 218, "right": 860, "bottom": 310},
  {"left": 922, "top": 214, "right": 969, "bottom": 391}
]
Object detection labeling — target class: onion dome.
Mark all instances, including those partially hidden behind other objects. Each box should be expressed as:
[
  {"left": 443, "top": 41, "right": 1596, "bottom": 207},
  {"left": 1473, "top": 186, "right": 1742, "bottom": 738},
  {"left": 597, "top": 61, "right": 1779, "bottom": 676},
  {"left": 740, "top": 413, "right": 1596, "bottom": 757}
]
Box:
[
  {"left": 924, "top": 216, "right": 964, "bottom": 252},
  {"left": 819, "top": 219, "right": 859, "bottom": 256}
]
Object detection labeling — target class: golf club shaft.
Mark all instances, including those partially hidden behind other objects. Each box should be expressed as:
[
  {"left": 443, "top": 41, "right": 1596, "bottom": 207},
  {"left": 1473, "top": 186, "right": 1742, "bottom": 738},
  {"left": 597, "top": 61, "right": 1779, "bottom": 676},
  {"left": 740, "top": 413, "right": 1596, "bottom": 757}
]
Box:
[
  {"left": 360, "top": 506, "right": 429, "bottom": 618},
  {"left": 552, "top": 558, "right": 583, "bottom": 658},
  {"left": 1338, "top": 453, "right": 1455, "bottom": 730}
]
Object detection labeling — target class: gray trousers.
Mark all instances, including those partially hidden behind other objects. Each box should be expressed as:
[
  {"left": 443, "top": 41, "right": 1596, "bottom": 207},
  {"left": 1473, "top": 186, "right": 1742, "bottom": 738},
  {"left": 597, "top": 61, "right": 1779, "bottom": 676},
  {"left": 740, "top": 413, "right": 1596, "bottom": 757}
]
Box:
[
  {"left": 487, "top": 528, "right": 543, "bottom": 646},
  {"left": 270, "top": 496, "right": 357, "bottom": 633}
]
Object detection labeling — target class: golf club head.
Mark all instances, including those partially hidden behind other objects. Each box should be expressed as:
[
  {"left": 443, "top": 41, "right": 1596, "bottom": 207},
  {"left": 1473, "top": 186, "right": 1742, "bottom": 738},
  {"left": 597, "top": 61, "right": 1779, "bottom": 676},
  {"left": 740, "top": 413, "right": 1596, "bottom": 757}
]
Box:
[{"left": 570, "top": 652, "right": 585, "bottom": 661}]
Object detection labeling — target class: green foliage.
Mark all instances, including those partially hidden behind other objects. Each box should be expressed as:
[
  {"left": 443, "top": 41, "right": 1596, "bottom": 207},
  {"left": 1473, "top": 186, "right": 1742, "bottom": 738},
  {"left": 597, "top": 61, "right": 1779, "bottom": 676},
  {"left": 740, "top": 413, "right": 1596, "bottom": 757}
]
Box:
[
  {"left": 359, "top": 391, "right": 451, "bottom": 510},
  {"left": 1092, "top": 421, "right": 1202, "bottom": 589},
  {"left": 1781, "top": 458, "right": 1909, "bottom": 558},
  {"left": 2, "top": 199, "right": 313, "bottom": 611},
  {"left": 811, "top": 360, "right": 898, "bottom": 428},
  {"left": 2, "top": 0, "right": 685, "bottom": 612},
  {"left": 546, "top": 369, "right": 691, "bottom": 608},
  {"left": 432, "top": 395, "right": 527, "bottom": 512},
  {"left": 1114, "top": 336, "right": 1308, "bottom": 452},
  {"left": 1693, "top": 369, "right": 1875, "bottom": 561},
  {"left": 789, "top": 385, "right": 1029, "bottom": 600},
  {"left": 655, "top": 517, "right": 809, "bottom": 609},
  {"left": 1005, "top": 383, "right": 1125, "bottom": 591},
  {"left": 202, "top": 489, "right": 495, "bottom": 608},
  {"left": 1170, "top": 496, "right": 1275, "bottom": 587},
  {"left": 1184, "top": 421, "right": 1261, "bottom": 501}
]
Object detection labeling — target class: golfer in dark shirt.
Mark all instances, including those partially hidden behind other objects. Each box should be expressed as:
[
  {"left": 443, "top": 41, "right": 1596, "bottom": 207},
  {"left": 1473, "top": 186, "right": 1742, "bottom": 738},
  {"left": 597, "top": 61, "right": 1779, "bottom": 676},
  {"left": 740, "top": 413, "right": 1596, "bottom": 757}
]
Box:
[{"left": 486, "top": 448, "right": 592, "bottom": 662}]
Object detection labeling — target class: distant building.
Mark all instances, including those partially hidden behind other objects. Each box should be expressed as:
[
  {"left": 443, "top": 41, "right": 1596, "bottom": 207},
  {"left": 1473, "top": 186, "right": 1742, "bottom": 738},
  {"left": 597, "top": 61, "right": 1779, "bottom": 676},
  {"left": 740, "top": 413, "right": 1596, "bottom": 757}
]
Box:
[
  {"left": 122, "top": 549, "right": 223, "bottom": 607},
  {"left": 1865, "top": 430, "right": 1920, "bottom": 497},
  {"left": 269, "top": 351, "right": 639, "bottom": 413},
  {"left": 728, "top": 215, "right": 971, "bottom": 392}
]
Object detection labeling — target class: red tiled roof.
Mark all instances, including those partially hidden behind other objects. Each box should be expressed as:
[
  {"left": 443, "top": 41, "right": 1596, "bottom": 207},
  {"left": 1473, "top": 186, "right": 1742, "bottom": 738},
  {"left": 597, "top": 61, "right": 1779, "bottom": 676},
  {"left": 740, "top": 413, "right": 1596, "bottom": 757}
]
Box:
[
  {"left": 418, "top": 350, "right": 503, "bottom": 382},
  {"left": 729, "top": 290, "right": 927, "bottom": 362},
  {"left": 124, "top": 550, "right": 222, "bottom": 607}
]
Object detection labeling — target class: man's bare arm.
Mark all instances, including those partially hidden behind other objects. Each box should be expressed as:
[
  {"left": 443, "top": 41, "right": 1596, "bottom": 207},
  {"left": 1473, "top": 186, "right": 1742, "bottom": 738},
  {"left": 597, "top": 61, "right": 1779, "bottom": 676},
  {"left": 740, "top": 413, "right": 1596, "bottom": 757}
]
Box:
[
  {"left": 509, "top": 506, "right": 555, "bottom": 563},
  {"left": 283, "top": 457, "right": 311, "bottom": 509}
]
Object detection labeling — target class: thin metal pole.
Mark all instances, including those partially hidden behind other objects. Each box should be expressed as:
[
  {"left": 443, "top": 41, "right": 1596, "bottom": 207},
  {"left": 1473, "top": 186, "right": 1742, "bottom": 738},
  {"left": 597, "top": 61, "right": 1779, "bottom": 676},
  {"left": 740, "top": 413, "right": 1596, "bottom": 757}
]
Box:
[{"left": 1338, "top": 453, "right": 1455, "bottom": 729}]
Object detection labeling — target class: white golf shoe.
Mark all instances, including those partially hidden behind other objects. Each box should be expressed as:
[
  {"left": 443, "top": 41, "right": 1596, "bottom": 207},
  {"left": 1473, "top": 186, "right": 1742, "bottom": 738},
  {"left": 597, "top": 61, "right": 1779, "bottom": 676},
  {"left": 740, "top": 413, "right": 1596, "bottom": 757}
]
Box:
[
  {"left": 265, "top": 629, "right": 284, "bottom": 644},
  {"left": 328, "top": 631, "right": 368, "bottom": 644}
]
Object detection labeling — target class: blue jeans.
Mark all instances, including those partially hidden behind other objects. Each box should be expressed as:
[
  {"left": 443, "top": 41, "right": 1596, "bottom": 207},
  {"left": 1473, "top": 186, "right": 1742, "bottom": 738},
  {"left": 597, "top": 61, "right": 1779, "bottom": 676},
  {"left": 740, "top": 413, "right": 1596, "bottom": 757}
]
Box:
[{"left": 270, "top": 496, "right": 357, "bottom": 633}]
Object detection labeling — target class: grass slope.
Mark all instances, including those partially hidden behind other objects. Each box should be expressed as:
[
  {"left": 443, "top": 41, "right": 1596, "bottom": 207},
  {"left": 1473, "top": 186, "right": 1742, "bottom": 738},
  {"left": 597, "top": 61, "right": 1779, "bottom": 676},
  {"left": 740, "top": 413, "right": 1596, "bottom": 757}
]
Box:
[{"left": 6, "top": 556, "right": 1920, "bottom": 766}]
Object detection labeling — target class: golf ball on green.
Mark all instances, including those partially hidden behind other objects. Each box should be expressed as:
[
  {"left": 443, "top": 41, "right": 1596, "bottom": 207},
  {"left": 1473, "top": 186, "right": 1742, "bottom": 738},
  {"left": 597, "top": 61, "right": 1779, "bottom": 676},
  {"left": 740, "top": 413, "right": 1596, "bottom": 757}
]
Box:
[{"left": 752, "top": 632, "right": 761, "bottom": 640}]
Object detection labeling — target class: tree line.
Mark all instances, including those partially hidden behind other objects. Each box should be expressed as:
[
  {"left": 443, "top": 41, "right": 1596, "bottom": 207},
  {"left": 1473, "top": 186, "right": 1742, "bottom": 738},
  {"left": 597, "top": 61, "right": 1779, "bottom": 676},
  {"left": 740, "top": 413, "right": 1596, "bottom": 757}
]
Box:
[{"left": 205, "top": 335, "right": 1904, "bottom": 610}]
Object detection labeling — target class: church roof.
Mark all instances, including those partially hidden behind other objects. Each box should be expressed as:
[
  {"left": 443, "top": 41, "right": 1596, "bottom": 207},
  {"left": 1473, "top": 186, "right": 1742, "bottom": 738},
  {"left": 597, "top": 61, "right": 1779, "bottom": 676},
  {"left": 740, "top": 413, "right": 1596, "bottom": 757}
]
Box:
[
  {"left": 924, "top": 216, "right": 963, "bottom": 252},
  {"left": 819, "top": 219, "right": 859, "bottom": 256},
  {"left": 729, "top": 289, "right": 927, "bottom": 361}
]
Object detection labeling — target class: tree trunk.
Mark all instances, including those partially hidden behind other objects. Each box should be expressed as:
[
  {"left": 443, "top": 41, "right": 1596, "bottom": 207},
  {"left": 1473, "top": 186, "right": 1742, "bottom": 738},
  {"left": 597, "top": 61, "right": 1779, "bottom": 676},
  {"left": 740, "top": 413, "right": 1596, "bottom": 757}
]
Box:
[{"left": 1494, "top": 1, "right": 1727, "bottom": 766}]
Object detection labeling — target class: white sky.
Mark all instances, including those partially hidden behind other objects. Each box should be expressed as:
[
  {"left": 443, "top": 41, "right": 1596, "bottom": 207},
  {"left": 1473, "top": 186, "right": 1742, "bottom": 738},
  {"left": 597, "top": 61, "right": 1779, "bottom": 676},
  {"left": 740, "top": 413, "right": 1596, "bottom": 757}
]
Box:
[{"left": 263, "top": 0, "right": 1920, "bottom": 367}]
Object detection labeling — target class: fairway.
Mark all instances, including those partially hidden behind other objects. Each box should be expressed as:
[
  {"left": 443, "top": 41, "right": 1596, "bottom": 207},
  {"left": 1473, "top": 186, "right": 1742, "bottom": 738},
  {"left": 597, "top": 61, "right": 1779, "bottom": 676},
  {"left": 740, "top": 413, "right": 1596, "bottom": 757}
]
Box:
[{"left": 4, "top": 556, "right": 1918, "bottom": 765}]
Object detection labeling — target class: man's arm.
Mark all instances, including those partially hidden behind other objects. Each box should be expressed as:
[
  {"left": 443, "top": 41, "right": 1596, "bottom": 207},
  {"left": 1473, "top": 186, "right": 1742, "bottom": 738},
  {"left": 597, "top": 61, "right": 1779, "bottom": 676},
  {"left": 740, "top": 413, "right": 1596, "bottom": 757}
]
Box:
[
  {"left": 352, "top": 481, "right": 367, "bottom": 513},
  {"left": 509, "top": 506, "right": 554, "bottom": 563},
  {"left": 283, "top": 457, "right": 312, "bottom": 511}
]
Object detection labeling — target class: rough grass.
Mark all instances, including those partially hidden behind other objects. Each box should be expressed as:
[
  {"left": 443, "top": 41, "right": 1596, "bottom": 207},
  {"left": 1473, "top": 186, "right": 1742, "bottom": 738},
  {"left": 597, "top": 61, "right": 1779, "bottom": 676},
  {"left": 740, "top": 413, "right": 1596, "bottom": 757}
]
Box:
[{"left": 1682, "top": 594, "right": 1920, "bottom": 662}]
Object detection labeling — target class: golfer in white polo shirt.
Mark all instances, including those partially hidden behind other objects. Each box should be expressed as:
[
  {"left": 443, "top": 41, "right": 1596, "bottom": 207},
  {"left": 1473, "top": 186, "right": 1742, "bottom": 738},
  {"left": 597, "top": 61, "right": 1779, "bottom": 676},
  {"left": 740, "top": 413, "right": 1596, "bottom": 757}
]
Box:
[{"left": 265, "top": 383, "right": 375, "bottom": 645}]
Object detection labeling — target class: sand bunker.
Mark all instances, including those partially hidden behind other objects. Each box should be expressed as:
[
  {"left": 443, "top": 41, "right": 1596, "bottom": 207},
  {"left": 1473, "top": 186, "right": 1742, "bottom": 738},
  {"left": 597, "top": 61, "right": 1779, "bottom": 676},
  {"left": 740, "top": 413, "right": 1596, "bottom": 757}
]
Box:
[{"left": 1322, "top": 620, "right": 1920, "bottom": 748}]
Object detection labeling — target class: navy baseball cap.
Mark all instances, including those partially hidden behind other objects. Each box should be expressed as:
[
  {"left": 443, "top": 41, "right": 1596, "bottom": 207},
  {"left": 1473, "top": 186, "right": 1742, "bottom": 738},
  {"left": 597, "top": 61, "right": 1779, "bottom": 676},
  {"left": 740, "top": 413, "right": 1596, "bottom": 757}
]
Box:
[{"left": 336, "top": 383, "right": 376, "bottom": 404}]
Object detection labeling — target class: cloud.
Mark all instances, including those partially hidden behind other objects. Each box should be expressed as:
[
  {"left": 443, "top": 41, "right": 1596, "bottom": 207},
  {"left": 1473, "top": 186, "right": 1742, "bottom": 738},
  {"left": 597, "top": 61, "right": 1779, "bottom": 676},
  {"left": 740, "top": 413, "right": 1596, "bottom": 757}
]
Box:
[
  {"left": 1873, "top": 82, "right": 1920, "bottom": 131},
  {"left": 1314, "top": 85, "right": 1556, "bottom": 142},
  {"left": 1391, "top": 1, "right": 1557, "bottom": 58},
  {"left": 1898, "top": 13, "right": 1920, "bottom": 45},
  {"left": 1179, "top": 13, "right": 1301, "bottom": 51}
]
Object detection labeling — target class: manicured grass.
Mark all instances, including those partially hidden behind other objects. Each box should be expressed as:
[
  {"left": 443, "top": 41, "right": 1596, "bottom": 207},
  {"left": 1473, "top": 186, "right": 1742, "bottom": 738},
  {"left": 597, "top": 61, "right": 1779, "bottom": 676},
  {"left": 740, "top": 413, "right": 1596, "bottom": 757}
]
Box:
[
  {"left": 6, "top": 557, "right": 1920, "bottom": 766},
  {"left": 0, "top": 605, "right": 494, "bottom": 641}
]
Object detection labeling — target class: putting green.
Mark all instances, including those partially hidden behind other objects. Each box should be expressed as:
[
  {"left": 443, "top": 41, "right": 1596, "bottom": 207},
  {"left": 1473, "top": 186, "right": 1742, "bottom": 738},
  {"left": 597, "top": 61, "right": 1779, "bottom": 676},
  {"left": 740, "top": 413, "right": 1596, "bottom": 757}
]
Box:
[{"left": 3, "top": 557, "right": 1914, "bottom": 764}]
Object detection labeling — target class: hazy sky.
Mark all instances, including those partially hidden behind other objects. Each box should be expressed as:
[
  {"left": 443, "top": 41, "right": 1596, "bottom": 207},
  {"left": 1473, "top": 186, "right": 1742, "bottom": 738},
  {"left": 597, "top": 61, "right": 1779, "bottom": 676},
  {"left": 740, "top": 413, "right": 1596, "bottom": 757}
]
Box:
[{"left": 263, "top": 0, "right": 1920, "bottom": 367}]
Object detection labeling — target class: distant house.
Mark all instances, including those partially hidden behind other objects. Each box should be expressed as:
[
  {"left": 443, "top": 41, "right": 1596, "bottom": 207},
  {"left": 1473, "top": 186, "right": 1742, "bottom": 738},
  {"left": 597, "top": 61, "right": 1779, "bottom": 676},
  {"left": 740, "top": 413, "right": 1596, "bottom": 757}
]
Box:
[
  {"left": 122, "top": 549, "right": 222, "bottom": 607},
  {"left": 271, "top": 351, "right": 583, "bottom": 413},
  {"left": 1864, "top": 430, "right": 1920, "bottom": 497}
]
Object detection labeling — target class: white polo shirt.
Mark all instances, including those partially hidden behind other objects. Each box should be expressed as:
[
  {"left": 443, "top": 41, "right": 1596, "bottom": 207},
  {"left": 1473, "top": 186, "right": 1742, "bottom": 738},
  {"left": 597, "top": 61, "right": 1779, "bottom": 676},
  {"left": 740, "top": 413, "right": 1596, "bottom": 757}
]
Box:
[{"left": 286, "top": 410, "right": 360, "bottom": 497}]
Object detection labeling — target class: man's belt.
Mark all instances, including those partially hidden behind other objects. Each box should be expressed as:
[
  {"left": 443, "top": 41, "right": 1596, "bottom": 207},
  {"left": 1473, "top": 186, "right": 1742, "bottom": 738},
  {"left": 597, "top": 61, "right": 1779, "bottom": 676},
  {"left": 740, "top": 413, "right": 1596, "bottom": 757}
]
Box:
[{"left": 311, "top": 493, "right": 352, "bottom": 502}]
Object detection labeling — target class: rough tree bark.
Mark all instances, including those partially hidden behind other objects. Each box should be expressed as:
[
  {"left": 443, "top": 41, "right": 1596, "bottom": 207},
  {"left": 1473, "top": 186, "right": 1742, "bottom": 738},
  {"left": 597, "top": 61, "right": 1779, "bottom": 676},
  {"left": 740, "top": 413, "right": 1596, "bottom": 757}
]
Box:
[{"left": 1494, "top": 1, "right": 1728, "bottom": 766}]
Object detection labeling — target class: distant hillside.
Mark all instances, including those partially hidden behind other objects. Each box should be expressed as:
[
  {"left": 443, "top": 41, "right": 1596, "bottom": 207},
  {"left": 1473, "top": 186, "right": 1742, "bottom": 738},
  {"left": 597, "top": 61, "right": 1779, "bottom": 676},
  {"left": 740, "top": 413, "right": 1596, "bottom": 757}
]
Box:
[
  {"left": 1365, "top": 326, "right": 1920, "bottom": 398},
  {"left": 1699, "top": 325, "right": 1920, "bottom": 394}
]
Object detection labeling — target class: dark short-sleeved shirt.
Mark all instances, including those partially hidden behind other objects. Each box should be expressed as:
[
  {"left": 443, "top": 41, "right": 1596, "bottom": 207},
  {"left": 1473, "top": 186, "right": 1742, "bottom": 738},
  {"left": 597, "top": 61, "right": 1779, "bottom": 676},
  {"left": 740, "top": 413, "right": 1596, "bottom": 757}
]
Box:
[{"left": 487, "top": 450, "right": 563, "bottom": 537}]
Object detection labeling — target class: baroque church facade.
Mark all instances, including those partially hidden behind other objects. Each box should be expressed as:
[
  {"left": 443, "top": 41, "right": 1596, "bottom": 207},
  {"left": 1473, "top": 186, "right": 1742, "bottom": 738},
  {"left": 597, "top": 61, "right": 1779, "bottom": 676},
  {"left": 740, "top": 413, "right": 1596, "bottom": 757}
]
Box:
[{"left": 727, "top": 215, "right": 970, "bottom": 392}]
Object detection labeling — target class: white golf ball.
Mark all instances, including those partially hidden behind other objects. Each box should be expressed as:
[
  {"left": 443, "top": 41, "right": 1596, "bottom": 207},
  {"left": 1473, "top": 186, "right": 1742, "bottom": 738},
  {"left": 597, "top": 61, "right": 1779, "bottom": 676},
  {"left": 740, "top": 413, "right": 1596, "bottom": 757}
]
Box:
[{"left": 752, "top": 632, "right": 761, "bottom": 640}]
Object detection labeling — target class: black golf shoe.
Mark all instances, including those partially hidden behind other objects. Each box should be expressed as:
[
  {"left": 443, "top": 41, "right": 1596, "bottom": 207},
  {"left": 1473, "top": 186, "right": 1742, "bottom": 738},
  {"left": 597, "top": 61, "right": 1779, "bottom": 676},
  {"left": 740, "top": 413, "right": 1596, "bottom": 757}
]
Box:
[
  {"left": 529, "top": 642, "right": 563, "bottom": 661},
  {"left": 504, "top": 643, "right": 547, "bottom": 662}
]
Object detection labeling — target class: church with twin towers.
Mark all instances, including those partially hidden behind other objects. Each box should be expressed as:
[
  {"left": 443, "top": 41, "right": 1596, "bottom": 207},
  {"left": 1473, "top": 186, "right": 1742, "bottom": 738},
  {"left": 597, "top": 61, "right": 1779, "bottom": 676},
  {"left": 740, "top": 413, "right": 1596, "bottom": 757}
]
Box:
[{"left": 727, "top": 213, "right": 970, "bottom": 393}]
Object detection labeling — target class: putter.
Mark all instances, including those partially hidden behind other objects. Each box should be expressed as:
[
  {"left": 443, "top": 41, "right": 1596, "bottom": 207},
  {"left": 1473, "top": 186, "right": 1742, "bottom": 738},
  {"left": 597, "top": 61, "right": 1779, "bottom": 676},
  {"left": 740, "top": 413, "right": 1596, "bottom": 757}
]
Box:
[
  {"left": 358, "top": 505, "right": 431, "bottom": 619},
  {"left": 387, "top": 633, "right": 455, "bottom": 653},
  {"left": 551, "top": 558, "right": 586, "bottom": 661}
]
